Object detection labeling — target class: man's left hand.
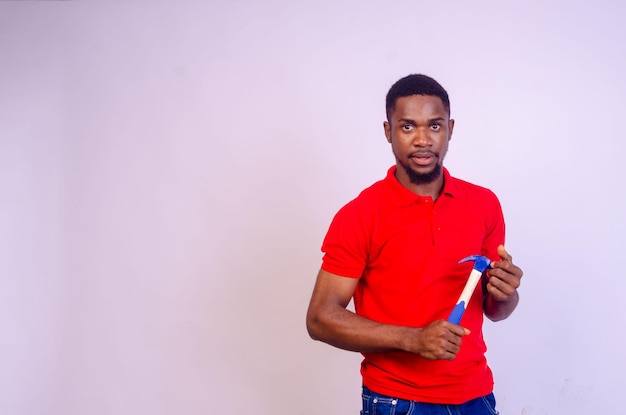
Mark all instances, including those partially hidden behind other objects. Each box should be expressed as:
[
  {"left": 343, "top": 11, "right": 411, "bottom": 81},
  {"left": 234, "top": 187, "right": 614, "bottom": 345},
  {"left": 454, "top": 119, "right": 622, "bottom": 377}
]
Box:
[{"left": 486, "top": 245, "right": 523, "bottom": 302}]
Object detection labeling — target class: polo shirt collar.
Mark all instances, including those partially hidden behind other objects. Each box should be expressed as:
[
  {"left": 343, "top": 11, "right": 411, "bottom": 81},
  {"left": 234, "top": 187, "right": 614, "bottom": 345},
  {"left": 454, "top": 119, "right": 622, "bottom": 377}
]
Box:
[{"left": 384, "top": 165, "right": 460, "bottom": 207}]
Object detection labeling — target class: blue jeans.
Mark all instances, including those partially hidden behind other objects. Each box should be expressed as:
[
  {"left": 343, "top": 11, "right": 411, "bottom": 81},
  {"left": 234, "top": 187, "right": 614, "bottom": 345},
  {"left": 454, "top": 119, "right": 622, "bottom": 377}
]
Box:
[{"left": 361, "top": 386, "right": 499, "bottom": 415}]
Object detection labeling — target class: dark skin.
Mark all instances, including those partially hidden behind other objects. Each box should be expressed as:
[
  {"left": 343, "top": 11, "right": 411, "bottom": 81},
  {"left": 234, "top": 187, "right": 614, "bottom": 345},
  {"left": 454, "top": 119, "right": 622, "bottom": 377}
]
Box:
[
  {"left": 383, "top": 95, "right": 453, "bottom": 199},
  {"left": 484, "top": 245, "right": 522, "bottom": 321},
  {"left": 306, "top": 94, "right": 523, "bottom": 360}
]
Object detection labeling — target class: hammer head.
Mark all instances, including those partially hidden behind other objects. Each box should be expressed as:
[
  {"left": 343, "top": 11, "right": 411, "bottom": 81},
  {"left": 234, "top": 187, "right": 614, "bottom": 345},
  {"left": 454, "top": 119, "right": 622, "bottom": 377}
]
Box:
[{"left": 458, "top": 255, "right": 492, "bottom": 273}]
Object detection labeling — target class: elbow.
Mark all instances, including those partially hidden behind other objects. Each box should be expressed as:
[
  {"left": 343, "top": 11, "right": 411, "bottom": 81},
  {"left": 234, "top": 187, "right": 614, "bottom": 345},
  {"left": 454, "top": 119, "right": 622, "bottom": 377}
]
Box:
[
  {"left": 307, "top": 303, "right": 335, "bottom": 342},
  {"left": 306, "top": 309, "right": 323, "bottom": 341}
]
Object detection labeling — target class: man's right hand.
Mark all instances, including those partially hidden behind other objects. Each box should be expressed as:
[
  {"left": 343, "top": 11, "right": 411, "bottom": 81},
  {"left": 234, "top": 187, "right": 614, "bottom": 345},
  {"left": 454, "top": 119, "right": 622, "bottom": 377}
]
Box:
[{"left": 405, "top": 320, "right": 470, "bottom": 360}]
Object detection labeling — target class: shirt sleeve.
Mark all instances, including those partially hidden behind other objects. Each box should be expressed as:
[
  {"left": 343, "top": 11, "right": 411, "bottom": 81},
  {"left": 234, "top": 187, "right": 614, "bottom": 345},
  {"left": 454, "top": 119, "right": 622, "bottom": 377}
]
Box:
[
  {"left": 480, "top": 189, "right": 506, "bottom": 262},
  {"left": 320, "top": 199, "right": 372, "bottom": 279}
]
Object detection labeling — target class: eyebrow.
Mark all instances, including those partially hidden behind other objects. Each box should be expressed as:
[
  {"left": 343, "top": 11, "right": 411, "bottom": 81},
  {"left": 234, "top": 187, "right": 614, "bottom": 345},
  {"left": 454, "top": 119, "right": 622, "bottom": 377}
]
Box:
[{"left": 397, "top": 117, "right": 446, "bottom": 123}]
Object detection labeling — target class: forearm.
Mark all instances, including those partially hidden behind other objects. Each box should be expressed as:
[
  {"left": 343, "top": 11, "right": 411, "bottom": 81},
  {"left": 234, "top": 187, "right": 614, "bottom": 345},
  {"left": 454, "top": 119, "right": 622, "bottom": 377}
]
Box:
[
  {"left": 484, "top": 290, "right": 519, "bottom": 322},
  {"left": 306, "top": 304, "right": 415, "bottom": 353}
]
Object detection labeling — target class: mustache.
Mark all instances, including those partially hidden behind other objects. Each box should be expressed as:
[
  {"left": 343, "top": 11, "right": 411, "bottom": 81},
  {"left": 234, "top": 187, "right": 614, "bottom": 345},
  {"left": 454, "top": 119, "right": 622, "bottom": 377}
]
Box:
[{"left": 409, "top": 150, "right": 439, "bottom": 157}]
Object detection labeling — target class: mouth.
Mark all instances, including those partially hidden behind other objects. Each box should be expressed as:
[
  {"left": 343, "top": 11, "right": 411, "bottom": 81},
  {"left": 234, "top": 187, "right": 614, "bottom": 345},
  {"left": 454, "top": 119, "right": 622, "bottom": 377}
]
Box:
[{"left": 410, "top": 151, "right": 438, "bottom": 166}]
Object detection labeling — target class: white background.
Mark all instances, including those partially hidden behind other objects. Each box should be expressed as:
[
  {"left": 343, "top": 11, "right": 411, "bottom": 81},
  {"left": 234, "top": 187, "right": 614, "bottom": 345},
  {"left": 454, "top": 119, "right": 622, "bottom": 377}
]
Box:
[{"left": 1, "top": 1, "right": 625, "bottom": 414}]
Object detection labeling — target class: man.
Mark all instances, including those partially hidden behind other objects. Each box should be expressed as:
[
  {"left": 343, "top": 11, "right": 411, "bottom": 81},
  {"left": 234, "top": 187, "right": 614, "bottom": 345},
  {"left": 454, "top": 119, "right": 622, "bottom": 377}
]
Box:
[{"left": 306, "top": 74, "right": 523, "bottom": 414}]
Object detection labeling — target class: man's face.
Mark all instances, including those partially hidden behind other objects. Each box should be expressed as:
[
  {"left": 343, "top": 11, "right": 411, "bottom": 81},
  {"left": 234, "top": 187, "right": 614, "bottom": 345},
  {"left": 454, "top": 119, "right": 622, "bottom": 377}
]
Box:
[{"left": 384, "top": 94, "right": 454, "bottom": 185}]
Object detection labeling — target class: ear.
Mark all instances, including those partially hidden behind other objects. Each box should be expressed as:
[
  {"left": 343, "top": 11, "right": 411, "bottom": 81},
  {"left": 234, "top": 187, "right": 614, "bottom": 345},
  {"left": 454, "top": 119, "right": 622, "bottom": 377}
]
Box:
[
  {"left": 384, "top": 121, "right": 392, "bottom": 143},
  {"left": 448, "top": 119, "right": 455, "bottom": 142}
]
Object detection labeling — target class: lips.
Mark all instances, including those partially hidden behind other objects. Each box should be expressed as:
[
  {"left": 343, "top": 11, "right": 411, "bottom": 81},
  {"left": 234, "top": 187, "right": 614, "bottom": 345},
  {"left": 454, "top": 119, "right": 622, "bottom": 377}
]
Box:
[{"left": 410, "top": 151, "right": 437, "bottom": 166}]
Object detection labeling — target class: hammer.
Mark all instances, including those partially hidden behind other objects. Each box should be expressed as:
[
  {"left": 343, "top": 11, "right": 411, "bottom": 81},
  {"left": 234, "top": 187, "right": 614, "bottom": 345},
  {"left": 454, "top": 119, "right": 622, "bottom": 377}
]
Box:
[{"left": 447, "top": 255, "right": 492, "bottom": 324}]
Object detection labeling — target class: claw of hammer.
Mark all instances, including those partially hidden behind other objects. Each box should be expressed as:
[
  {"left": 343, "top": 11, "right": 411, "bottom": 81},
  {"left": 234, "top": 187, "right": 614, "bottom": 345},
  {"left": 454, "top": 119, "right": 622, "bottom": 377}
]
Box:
[{"left": 447, "top": 255, "right": 492, "bottom": 324}]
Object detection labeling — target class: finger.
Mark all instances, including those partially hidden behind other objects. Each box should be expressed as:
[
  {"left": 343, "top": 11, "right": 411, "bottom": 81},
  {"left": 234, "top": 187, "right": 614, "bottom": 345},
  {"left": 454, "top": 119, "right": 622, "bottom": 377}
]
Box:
[
  {"left": 486, "top": 278, "right": 515, "bottom": 301},
  {"left": 490, "top": 261, "right": 523, "bottom": 282},
  {"left": 447, "top": 343, "right": 461, "bottom": 355},
  {"left": 487, "top": 278, "right": 515, "bottom": 297},
  {"left": 497, "top": 244, "right": 512, "bottom": 262},
  {"left": 487, "top": 273, "right": 521, "bottom": 300},
  {"left": 489, "top": 270, "right": 521, "bottom": 289},
  {"left": 445, "top": 322, "right": 471, "bottom": 337},
  {"left": 486, "top": 285, "right": 509, "bottom": 302}
]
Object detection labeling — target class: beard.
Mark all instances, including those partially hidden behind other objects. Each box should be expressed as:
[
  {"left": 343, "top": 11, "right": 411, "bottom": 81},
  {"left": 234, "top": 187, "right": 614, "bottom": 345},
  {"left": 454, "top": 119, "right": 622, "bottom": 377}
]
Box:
[{"left": 403, "top": 162, "right": 442, "bottom": 185}]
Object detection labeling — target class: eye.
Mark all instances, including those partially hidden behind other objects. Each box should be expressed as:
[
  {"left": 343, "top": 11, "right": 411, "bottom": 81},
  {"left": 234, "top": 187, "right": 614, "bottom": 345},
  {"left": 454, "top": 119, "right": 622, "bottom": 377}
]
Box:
[
  {"left": 401, "top": 124, "right": 415, "bottom": 131},
  {"left": 431, "top": 123, "right": 441, "bottom": 131}
]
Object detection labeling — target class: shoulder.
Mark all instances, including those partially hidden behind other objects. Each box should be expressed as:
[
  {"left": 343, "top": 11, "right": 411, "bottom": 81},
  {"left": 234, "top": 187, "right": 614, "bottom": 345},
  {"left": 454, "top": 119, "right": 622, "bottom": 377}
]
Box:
[
  {"left": 448, "top": 174, "right": 501, "bottom": 206},
  {"left": 333, "top": 177, "right": 386, "bottom": 220},
  {"left": 321, "top": 177, "right": 388, "bottom": 266},
  {"left": 445, "top": 173, "right": 504, "bottom": 228}
]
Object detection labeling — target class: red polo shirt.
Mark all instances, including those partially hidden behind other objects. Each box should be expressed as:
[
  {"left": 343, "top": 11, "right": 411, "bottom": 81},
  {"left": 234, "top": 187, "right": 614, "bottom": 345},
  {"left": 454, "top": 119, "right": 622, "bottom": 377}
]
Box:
[{"left": 321, "top": 166, "right": 505, "bottom": 404}]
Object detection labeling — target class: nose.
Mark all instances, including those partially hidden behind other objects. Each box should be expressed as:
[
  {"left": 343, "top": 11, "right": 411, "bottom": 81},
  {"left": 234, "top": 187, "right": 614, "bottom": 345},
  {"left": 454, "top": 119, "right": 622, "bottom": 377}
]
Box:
[{"left": 413, "top": 127, "right": 431, "bottom": 147}]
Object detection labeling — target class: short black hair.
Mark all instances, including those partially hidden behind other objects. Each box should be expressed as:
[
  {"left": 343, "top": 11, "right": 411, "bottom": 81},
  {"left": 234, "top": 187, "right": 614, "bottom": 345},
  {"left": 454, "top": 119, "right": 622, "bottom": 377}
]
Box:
[{"left": 385, "top": 74, "right": 450, "bottom": 120}]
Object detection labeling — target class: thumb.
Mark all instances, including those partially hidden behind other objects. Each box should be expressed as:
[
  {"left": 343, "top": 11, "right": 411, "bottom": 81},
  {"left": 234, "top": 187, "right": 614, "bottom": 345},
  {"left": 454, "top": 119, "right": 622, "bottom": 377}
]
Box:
[{"left": 497, "top": 244, "right": 511, "bottom": 262}]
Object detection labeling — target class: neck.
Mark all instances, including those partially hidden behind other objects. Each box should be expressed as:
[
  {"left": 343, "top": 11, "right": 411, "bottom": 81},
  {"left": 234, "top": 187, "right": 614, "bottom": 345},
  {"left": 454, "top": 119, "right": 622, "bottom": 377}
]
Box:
[{"left": 395, "top": 166, "right": 445, "bottom": 200}]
